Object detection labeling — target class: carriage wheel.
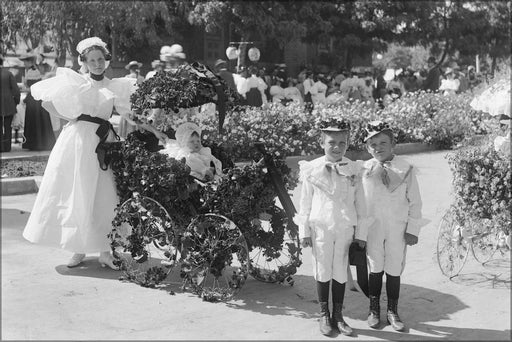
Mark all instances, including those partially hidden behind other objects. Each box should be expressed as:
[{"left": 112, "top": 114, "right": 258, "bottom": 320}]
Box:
[
  {"left": 468, "top": 217, "right": 498, "bottom": 264},
  {"left": 248, "top": 207, "right": 301, "bottom": 284},
  {"left": 180, "top": 213, "right": 250, "bottom": 302},
  {"left": 436, "top": 207, "right": 470, "bottom": 278},
  {"left": 110, "top": 196, "right": 178, "bottom": 287}
]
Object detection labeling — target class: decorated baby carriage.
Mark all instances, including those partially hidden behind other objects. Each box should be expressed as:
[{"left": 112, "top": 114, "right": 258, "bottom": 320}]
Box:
[{"left": 106, "top": 62, "right": 302, "bottom": 302}]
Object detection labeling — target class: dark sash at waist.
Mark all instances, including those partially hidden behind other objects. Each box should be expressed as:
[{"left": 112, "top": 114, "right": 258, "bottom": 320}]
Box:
[{"left": 76, "top": 114, "right": 120, "bottom": 170}]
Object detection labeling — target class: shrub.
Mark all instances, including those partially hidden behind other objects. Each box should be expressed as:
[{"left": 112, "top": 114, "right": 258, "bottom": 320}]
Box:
[{"left": 447, "top": 142, "right": 511, "bottom": 234}]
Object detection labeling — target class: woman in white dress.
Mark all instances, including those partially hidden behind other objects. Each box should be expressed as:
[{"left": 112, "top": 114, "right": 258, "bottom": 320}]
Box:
[
  {"left": 269, "top": 77, "right": 286, "bottom": 104},
  {"left": 22, "top": 37, "right": 139, "bottom": 269}
]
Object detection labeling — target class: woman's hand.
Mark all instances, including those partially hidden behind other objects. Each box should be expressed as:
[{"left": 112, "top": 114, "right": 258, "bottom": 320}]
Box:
[{"left": 137, "top": 122, "right": 168, "bottom": 144}]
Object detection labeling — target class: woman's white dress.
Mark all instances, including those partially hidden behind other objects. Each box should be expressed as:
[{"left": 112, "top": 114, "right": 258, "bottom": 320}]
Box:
[{"left": 22, "top": 68, "right": 136, "bottom": 253}]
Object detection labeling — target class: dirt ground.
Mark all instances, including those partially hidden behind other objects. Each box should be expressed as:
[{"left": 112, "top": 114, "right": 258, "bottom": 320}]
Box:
[{"left": 1, "top": 150, "right": 510, "bottom": 340}]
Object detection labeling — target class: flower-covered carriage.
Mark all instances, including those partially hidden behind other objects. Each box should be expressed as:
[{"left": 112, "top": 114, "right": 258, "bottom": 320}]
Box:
[
  {"left": 106, "top": 62, "right": 302, "bottom": 301},
  {"left": 436, "top": 78, "right": 511, "bottom": 278}
]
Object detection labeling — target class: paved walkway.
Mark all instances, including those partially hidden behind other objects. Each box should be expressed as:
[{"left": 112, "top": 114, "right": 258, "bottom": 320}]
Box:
[{"left": 1, "top": 150, "right": 510, "bottom": 340}]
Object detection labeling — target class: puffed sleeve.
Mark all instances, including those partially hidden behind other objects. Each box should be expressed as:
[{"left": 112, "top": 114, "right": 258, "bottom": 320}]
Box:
[
  {"left": 109, "top": 77, "right": 138, "bottom": 124},
  {"left": 293, "top": 160, "right": 314, "bottom": 239},
  {"left": 31, "top": 67, "right": 90, "bottom": 120}
]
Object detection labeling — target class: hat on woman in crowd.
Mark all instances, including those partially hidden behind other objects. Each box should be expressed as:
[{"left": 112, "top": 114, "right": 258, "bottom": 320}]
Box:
[
  {"left": 444, "top": 67, "right": 454, "bottom": 76},
  {"left": 125, "top": 61, "right": 142, "bottom": 70},
  {"left": 160, "top": 44, "right": 186, "bottom": 62}
]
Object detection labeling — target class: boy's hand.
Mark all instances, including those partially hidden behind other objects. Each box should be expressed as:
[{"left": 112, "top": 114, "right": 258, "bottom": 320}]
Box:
[
  {"left": 354, "top": 238, "right": 366, "bottom": 249},
  {"left": 405, "top": 232, "right": 418, "bottom": 246},
  {"left": 300, "top": 237, "right": 312, "bottom": 248}
]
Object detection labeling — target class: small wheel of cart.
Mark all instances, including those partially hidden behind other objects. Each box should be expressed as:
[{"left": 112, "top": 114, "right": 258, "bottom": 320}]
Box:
[
  {"left": 248, "top": 207, "right": 301, "bottom": 284},
  {"left": 110, "top": 195, "right": 178, "bottom": 287},
  {"left": 468, "top": 217, "right": 499, "bottom": 264},
  {"left": 436, "top": 207, "right": 470, "bottom": 278},
  {"left": 180, "top": 213, "right": 250, "bottom": 302}
]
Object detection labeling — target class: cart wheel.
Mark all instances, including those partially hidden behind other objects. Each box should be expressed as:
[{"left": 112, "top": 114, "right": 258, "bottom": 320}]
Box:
[
  {"left": 436, "top": 207, "right": 470, "bottom": 278},
  {"left": 110, "top": 195, "right": 178, "bottom": 287},
  {"left": 249, "top": 207, "right": 301, "bottom": 284},
  {"left": 180, "top": 213, "right": 249, "bottom": 302},
  {"left": 468, "top": 217, "right": 498, "bottom": 264}
]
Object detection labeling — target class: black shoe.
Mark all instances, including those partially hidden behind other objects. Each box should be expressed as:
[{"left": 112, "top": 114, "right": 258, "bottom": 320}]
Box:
[
  {"left": 368, "top": 295, "right": 380, "bottom": 328},
  {"left": 319, "top": 302, "right": 333, "bottom": 336},
  {"left": 332, "top": 302, "right": 353, "bottom": 336},
  {"left": 387, "top": 298, "right": 405, "bottom": 331}
]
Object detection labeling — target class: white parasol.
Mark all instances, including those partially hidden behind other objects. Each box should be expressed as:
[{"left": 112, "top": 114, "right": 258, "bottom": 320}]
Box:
[{"left": 470, "top": 78, "right": 511, "bottom": 116}]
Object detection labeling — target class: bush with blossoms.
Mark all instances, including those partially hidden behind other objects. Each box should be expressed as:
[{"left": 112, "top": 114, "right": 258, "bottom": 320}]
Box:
[
  {"left": 447, "top": 141, "right": 511, "bottom": 235},
  {"left": 175, "top": 91, "right": 491, "bottom": 160}
]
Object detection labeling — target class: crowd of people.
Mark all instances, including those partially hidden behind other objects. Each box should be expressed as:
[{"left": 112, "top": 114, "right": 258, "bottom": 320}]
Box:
[{"left": 203, "top": 55, "right": 485, "bottom": 110}]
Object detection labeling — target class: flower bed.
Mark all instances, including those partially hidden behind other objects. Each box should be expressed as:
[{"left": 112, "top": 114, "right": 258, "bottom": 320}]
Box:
[
  {"left": 172, "top": 91, "right": 492, "bottom": 161},
  {"left": 1, "top": 160, "right": 47, "bottom": 177}
]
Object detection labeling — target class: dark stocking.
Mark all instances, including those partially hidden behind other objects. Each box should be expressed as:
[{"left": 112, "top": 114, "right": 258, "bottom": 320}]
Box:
[
  {"left": 369, "top": 271, "right": 384, "bottom": 297},
  {"left": 386, "top": 273, "right": 400, "bottom": 299},
  {"left": 317, "top": 280, "right": 330, "bottom": 302},
  {"left": 331, "top": 279, "right": 346, "bottom": 303}
]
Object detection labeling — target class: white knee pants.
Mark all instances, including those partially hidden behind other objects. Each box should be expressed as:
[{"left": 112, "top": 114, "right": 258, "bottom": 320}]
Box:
[
  {"left": 367, "top": 220, "right": 407, "bottom": 276},
  {"left": 310, "top": 224, "right": 353, "bottom": 283}
]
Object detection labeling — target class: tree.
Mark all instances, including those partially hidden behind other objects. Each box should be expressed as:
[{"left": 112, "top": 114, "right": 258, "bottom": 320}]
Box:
[{"left": 1, "top": 1, "right": 177, "bottom": 68}]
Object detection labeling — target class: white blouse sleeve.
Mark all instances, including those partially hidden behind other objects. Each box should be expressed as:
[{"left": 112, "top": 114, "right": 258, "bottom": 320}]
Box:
[
  {"left": 109, "top": 77, "right": 138, "bottom": 123},
  {"left": 30, "top": 67, "right": 89, "bottom": 120}
]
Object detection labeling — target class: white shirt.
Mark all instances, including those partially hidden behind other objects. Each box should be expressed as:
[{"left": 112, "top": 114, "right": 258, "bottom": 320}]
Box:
[
  {"left": 294, "top": 156, "right": 372, "bottom": 240},
  {"left": 362, "top": 156, "right": 429, "bottom": 236}
]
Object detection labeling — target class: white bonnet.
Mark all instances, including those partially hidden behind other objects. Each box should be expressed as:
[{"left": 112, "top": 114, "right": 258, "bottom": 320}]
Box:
[
  {"left": 76, "top": 37, "right": 108, "bottom": 55},
  {"left": 175, "top": 122, "right": 201, "bottom": 147},
  {"left": 76, "top": 37, "right": 110, "bottom": 73}
]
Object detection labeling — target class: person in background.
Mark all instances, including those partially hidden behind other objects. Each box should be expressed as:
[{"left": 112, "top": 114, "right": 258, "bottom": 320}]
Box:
[
  {"left": 124, "top": 60, "right": 145, "bottom": 85},
  {"left": 456, "top": 68, "right": 469, "bottom": 93},
  {"left": 303, "top": 71, "right": 315, "bottom": 111},
  {"left": 311, "top": 74, "right": 328, "bottom": 105},
  {"left": 0, "top": 55, "right": 21, "bottom": 152},
  {"left": 284, "top": 78, "right": 303, "bottom": 105},
  {"left": 160, "top": 44, "right": 187, "bottom": 72},
  {"left": 244, "top": 66, "right": 267, "bottom": 107},
  {"left": 373, "top": 69, "right": 387, "bottom": 108},
  {"left": 145, "top": 59, "right": 163, "bottom": 80},
  {"left": 361, "top": 71, "right": 375, "bottom": 103},
  {"left": 386, "top": 71, "right": 406, "bottom": 100},
  {"left": 19, "top": 53, "right": 56, "bottom": 151},
  {"left": 402, "top": 68, "right": 421, "bottom": 93},
  {"left": 439, "top": 68, "right": 460, "bottom": 96},
  {"left": 214, "top": 59, "right": 236, "bottom": 92},
  {"left": 232, "top": 67, "right": 248, "bottom": 103},
  {"left": 422, "top": 56, "right": 441, "bottom": 92},
  {"left": 269, "top": 77, "right": 286, "bottom": 104}
]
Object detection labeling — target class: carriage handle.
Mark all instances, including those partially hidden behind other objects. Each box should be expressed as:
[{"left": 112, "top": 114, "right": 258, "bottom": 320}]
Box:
[{"left": 253, "top": 142, "right": 298, "bottom": 227}]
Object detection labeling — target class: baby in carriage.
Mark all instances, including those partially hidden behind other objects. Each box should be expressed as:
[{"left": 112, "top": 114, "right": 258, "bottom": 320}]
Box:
[{"left": 160, "top": 122, "right": 223, "bottom": 181}]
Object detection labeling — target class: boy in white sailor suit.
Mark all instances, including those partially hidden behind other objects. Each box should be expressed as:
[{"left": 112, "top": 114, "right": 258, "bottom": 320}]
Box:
[
  {"left": 294, "top": 118, "right": 372, "bottom": 337},
  {"left": 361, "top": 120, "right": 429, "bottom": 331}
]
